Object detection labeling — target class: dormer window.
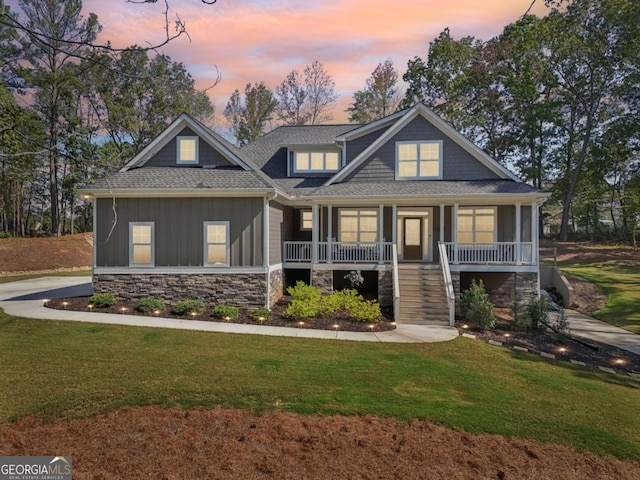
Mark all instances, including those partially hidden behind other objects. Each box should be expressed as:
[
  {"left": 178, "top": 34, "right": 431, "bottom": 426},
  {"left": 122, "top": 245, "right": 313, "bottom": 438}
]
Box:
[
  {"left": 293, "top": 151, "right": 340, "bottom": 173},
  {"left": 396, "top": 140, "right": 442, "bottom": 179},
  {"left": 177, "top": 136, "right": 199, "bottom": 164}
]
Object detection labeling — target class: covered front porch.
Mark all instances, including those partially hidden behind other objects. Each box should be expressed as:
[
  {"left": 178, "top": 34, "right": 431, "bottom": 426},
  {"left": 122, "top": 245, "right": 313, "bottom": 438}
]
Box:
[{"left": 282, "top": 202, "right": 540, "bottom": 267}]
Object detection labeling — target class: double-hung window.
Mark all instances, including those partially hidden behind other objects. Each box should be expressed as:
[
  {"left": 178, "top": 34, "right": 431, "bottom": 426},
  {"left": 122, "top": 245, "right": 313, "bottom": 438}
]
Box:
[
  {"left": 129, "top": 222, "right": 154, "bottom": 266},
  {"left": 293, "top": 151, "right": 340, "bottom": 173},
  {"left": 396, "top": 140, "right": 442, "bottom": 179},
  {"left": 204, "top": 221, "right": 230, "bottom": 266},
  {"left": 177, "top": 136, "right": 199, "bottom": 164},
  {"left": 300, "top": 210, "right": 312, "bottom": 231},
  {"left": 457, "top": 207, "right": 496, "bottom": 244},
  {"left": 339, "top": 209, "right": 378, "bottom": 243}
]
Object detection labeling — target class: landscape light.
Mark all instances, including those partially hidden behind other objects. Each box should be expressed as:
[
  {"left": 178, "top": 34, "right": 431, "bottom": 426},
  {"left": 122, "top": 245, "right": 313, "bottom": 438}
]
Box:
[
  {"left": 614, "top": 358, "right": 626, "bottom": 365},
  {"left": 120, "top": 307, "right": 127, "bottom": 314}
]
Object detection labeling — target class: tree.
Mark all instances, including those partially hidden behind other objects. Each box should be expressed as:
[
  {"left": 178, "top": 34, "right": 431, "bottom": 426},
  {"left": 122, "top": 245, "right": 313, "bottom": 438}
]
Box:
[
  {"left": 12, "top": 0, "right": 100, "bottom": 236},
  {"left": 304, "top": 61, "right": 339, "bottom": 124},
  {"left": 83, "top": 47, "right": 214, "bottom": 163},
  {"left": 224, "top": 82, "right": 277, "bottom": 146},
  {"left": 275, "top": 61, "right": 339, "bottom": 126},
  {"left": 347, "top": 59, "right": 401, "bottom": 123}
]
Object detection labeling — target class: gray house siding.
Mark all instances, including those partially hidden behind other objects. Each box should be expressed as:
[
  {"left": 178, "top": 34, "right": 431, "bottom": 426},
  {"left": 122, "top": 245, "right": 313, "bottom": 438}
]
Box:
[
  {"left": 344, "top": 116, "right": 500, "bottom": 182},
  {"left": 145, "top": 127, "right": 235, "bottom": 168},
  {"left": 344, "top": 126, "right": 391, "bottom": 164},
  {"left": 269, "top": 202, "right": 288, "bottom": 265},
  {"left": 95, "top": 197, "right": 263, "bottom": 267}
]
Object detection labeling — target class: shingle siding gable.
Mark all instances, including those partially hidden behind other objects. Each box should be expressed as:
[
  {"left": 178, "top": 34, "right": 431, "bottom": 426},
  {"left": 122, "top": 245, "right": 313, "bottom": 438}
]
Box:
[
  {"left": 145, "top": 127, "right": 235, "bottom": 168},
  {"left": 343, "top": 116, "right": 500, "bottom": 182},
  {"left": 344, "top": 126, "right": 391, "bottom": 164}
]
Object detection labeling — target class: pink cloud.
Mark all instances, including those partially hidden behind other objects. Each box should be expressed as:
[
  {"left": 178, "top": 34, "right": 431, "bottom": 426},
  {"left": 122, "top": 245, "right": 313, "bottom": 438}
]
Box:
[{"left": 78, "top": 0, "right": 551, "bottom": 123}]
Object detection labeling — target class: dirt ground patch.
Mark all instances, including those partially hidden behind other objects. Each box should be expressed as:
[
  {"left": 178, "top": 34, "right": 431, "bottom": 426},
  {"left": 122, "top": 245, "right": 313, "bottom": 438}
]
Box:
[
  {"left": 0, "top": 233, "right": 92, "bottom": 274},
  {"left": 551, "top": 241, "right": 639, "bottom": 266},
  {"left": 1, "top": 406, "right": 639, "bottom": 480}
]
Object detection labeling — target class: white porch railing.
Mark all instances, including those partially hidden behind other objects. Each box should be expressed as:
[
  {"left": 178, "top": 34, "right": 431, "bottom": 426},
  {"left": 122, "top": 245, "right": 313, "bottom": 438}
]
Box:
[
  {"left": 392, "top": 246, "right": 400, "bottom": 323},
  {"left": 284, "top": 241, "right": 394, "bottom": 263},
  {"left": 438, "top": 242, "right": 456, "bottom": 326},
  {"left": 443, "top": 242, "right": 534, "bottom": 265}
]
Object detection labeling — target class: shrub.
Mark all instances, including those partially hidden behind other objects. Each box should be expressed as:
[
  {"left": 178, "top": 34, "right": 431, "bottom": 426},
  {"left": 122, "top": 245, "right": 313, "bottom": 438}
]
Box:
[
  {"left": 460, "top": 279, "right": 496, "bottom": 331},
  {"left": 286, "top": 299, "right": 318, "bottom": 319},
  {"left": 88, "top": 293, "right": 116, "bottom": 308},
  {"left": 287, "top": 281, "right": 321, "bottom": 302},
  {"left": 173, "top": 299, "right": 206, "bottom": 315},
  {"left": 136, "top": 297, "right": 165, "bottom": 313},
  {"left": 286, "top": 281, "right": 323, "bottom": 319},
  {"left": 525, "top": 297, "right": 550, "bottom": 331},
  {"left": 348, "top": 299, "right": 382, "bottom": 322},
  {"left": 211, "top": 305, "right": 239, "bottom": 320},
  {"left": 250, "top": 308, "right": 272, "bottom": 320}
]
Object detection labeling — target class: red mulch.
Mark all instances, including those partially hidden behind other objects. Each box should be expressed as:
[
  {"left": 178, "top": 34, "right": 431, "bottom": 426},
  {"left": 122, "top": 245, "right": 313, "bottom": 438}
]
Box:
[{"left": 1, "top": 406, "right": 639, "bottom": 480}]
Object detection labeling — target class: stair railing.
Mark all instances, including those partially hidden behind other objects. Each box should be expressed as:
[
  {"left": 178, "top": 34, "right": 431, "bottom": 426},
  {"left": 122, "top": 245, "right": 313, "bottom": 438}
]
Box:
[
  {"left": 438, "top": 241, "right": 456, "bottom": 326},
  {"left": 392, "top": 244, "right": 400, "bottom": 323}
]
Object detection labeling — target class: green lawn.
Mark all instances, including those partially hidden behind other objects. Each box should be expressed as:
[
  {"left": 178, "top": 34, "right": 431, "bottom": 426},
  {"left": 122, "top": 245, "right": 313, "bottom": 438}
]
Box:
[
  {"left": 1, "top": 310, "right": 639, "bottom": 459},
  {"left": 559, "top": 262, "right": 640, "bottom": 334},
  {"left": 0, "top": 270, "right": 92, "bottom": 284}
]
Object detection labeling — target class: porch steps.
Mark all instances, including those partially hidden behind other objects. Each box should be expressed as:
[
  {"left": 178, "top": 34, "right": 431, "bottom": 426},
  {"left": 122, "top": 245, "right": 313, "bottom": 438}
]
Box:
[{"left": 397, "top": 264, "right": 450, "bottom": 325}]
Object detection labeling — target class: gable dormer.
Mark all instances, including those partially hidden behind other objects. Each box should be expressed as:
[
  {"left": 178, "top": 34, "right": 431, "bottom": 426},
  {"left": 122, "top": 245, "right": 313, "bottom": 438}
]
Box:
[
  {"left": 121, "top": 114, "right": 252, "bottom": 172},
  {"left": 287, "top": 144, "right": 342, "bottom": 177}
]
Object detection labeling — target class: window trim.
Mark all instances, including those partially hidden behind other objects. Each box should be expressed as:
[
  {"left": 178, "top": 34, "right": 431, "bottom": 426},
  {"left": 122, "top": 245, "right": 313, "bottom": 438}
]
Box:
[
  {"left": 292, "top": 150, "right": 340, "bottom": 173},
  {"left": 129, "top": 222, "right": 154, "bottom": 267},
  {"left": 338, "top": 208, "right": 379, "bottom": 243},
  {"left": 177, "top": 136, "right": 199, "bottom": 165},
  {"left": 456, "top": 206, "right": 497, "bottom": 244},
  {"left": 395, "top": 140, "right": 443, "bottom": 180},
  {"left": 204, "top": 221, "right": 230, "bottom": 267},
  {"left": 300, "top": 210, "right": 312, "bottom": 231}
]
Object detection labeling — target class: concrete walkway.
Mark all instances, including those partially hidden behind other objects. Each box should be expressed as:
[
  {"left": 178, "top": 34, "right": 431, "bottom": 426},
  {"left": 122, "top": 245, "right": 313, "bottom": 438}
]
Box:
[
  {"left": 564, "top": 309, "right": 640, "bottom": 356},
  {"left": 0, "top": 276, "right": 458, "bottom": 344}
]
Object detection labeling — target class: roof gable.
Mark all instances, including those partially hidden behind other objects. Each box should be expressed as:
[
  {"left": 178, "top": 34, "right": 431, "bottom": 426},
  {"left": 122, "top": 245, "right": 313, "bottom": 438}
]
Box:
[
  {"left": 325, "top": 103, "right": 520, "bottom": 185},
  {"left": 121, "top": 113, "right": 251, "bottom": 172}
]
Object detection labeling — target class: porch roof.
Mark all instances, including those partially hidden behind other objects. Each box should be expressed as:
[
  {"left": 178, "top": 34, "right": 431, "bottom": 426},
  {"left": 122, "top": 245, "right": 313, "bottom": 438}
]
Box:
[{"left": 307, "top": 179, "right": 543, "bottom": 199}]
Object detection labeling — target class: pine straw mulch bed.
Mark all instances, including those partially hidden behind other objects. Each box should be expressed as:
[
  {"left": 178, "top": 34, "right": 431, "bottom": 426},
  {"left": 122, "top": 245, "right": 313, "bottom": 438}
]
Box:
[
  {"left": 2, "top": 406, "right": 640, "bottom": 480},
  {"left": 458, "top": 309, "right": 640, "bottom": 376},
  {"left": 45, "top": 296, "right": 397, "bottom": 333}
]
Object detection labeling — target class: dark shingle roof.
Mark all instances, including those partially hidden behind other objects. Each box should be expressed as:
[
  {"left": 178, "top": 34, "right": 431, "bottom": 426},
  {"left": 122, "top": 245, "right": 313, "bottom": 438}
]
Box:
[
  {"left": 311, "top": 180, "right": 540, "bottom": 198},
  {"left": 89, "top": 167, "right": 272, "bottom": 190}
]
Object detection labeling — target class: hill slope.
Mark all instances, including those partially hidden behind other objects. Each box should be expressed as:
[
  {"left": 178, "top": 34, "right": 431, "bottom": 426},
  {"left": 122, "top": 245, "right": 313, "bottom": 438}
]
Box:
[{"left": 0, "top": 234, "right": 92, "bottom": 274}]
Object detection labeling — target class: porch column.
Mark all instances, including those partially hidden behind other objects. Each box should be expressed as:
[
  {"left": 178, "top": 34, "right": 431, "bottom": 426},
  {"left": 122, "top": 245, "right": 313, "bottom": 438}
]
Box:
[
  {"left": 515, "top": 202, "right": 522, "bottom": 265},
  {"left": 312, "top": 203, "right": 319, "bottom": 263},
  {"left": 378, "top": 204, "right": 384, "bottom": 264},
  {"left": 531, "top": 201, "right": 538, "bottom": 265},
  {"left": 439, "top": 203, "right": 445, "bottom": 244},
  {"left": 327, "top": 204, "right": 333, "bottom": 263},
  {"left": 453, "top": 203, "right": 459, "bottom": 264}
]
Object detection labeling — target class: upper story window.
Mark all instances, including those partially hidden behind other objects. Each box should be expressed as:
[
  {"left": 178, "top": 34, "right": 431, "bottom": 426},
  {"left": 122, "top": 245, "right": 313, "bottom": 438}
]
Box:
[
  {"left": 129, "top": 222, "right": 154, "bottom": 266},
  {"left": 293, "top": 151, "right": 340, "bottom": 173},
  {"left": 396, "top": 140, "right": 442, "bottom": 179},
  {"left": 177, "top": 136, "right": 199, "bottom": 164},
  {"left": 457, "top": 207, "right": 496, "bottom": 244}
]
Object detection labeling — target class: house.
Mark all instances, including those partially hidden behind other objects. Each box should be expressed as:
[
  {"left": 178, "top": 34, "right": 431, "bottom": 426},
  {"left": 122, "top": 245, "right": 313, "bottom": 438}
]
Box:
[{"left": 80, "top": 103, "right": 549, "bottom": 326}]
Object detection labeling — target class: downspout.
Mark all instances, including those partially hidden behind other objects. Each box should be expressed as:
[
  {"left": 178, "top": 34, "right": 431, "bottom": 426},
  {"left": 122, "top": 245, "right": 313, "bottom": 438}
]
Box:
[{"left": 264, "top": 191, "right": 278, "bottom": 308}]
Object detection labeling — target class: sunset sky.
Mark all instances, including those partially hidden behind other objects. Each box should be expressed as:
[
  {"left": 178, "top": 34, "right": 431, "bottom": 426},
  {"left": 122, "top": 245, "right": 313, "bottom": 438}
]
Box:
[{"left": 26, "top": 0, "right": 552, "bottom": 123}]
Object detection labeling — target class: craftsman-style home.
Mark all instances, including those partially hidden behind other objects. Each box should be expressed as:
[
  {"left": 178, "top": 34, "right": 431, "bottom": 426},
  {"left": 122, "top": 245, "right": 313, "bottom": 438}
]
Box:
[{"left": 81, "top": 103, "right": 548, "bottom": 325}]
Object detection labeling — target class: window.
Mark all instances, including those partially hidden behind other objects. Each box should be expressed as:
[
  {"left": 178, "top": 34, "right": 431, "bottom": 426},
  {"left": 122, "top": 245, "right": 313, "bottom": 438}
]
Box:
[
  {"left": 339, "top": 209, "right": 378, "bottom": 243},
  {"left": 129, "top": 222, "right": 154, "bottom": 266},
  {"left": 300, "top": 210, "right": 312, "bottom": 231},
  {"left": 396, "top": 140, "right": 442, "bottom": 179},
  {"left": 177, "top": 136, "right": 198, "bottom": 164},
  {"left": 457, "top": 207, "right": 496, "bottom": 244},
  {"left": 293, "top": 151, "right": 340, "bottom": 173},
  {"left": 204, "top": 221, "right": 229, "bottom": 266}
]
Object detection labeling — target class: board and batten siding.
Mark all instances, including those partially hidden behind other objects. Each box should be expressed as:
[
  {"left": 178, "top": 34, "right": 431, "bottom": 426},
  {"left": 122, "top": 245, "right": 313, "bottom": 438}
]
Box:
[
  {"left": 269, "top": 202, "right": 291, "bottom": 265},
  {"left": 145, "top": 127, "right": 234, "bottom": 168},
  {"left": 344, "top": 116, "right": 500, "bottom": 182},
  {"left": 96, "top": 197, "right": 263, "bottom": 267}
]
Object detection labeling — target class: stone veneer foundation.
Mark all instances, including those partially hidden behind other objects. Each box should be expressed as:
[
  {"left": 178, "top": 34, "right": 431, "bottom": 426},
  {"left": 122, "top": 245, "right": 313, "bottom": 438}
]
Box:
[
  {"left": 311, "top": 269, "right": 333, "bottom": 294},
  {"left": 93, "top": 273, "right": 267, "bottom": 307},
  {"left": 268, "top": 268, "right": 284, "bottom": 308}
]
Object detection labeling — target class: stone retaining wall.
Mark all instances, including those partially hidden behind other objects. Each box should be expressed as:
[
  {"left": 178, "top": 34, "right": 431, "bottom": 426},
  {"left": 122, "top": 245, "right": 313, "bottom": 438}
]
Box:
[
  {"left": 268, "top": 269, "right": 284, "bottom": 308},
  {"left": 93, "top": 273, "right": 266, "bottom": 307},
  {"left": 311, "top": 270, "right": 333, "bottom": 294}
]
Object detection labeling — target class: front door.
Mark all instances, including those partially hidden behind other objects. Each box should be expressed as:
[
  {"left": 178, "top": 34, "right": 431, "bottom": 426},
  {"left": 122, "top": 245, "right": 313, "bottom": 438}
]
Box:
[{"left": 403, "top": 217, "right": 423, "bottom": 261}]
